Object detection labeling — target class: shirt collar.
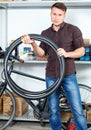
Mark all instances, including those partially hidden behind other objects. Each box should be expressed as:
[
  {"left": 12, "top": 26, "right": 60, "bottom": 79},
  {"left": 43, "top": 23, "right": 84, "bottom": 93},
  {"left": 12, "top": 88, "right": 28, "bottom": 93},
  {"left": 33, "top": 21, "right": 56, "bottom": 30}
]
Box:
[{"left": 51, "top": 22, "right": 65, "bottom": 31}]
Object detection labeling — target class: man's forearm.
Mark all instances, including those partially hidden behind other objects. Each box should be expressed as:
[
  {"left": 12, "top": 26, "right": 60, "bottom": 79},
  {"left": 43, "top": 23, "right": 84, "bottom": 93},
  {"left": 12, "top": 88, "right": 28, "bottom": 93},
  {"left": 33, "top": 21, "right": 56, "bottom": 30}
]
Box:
[{"left": 31, "top": 42, "right": 45, "bottom": 57}]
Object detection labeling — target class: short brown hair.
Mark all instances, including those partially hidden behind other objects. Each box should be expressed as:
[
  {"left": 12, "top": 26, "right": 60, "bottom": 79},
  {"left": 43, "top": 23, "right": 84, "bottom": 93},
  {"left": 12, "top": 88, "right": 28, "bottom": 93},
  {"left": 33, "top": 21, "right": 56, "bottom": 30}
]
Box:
[{"left": 51, "top": 2, "right": 67, "bottom": 12}]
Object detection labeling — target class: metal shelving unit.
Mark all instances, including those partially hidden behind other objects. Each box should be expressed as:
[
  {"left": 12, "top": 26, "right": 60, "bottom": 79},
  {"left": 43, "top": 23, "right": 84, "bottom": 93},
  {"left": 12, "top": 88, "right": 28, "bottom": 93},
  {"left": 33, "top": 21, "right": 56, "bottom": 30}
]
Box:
[
  {"left": 75, "top": 60, "right": 91, "bottom": 64},
  {"left": 0, "top": 108, "right": 49, "bottom": 122},
  {"left": 1, "top": 59, "right": 91, "bottom": 64},
  {"left": 0, "top": 0, "right": 91, "bottom": 9},
  {"left": 0, "top": 0, "right": 91, "bottom": 123}
]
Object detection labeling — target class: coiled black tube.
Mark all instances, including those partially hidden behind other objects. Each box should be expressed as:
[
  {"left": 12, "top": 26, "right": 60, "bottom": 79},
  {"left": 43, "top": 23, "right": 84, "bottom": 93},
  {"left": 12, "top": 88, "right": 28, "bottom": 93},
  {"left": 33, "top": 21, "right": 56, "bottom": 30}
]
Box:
[{"left": 4, "top": 34, "right": 65, "bottom": 99}]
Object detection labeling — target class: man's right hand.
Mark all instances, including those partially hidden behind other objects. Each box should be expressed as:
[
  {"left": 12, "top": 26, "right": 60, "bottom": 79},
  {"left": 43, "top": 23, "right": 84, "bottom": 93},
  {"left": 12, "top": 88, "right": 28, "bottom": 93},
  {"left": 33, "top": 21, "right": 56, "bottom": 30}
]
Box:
[{"left": 21, "top": 34, "right": 35, "bottom": 44}]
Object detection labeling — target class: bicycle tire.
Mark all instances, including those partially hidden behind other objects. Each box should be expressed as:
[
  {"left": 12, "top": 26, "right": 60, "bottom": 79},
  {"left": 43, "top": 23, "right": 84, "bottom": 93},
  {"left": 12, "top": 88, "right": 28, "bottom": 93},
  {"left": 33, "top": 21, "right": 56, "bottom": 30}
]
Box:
[
  {"left": 59, "top": 84, "right": 91, "bottom": 129},
  {"left": 0, "top": 88, "right": 16, "bottom": 130},
  {"left": 79, "top": 84, "right": 91, "bottom": 104},
  {"left": 4, "top": 34, "right": 65, "bottom": 99},
  {"left": 59, "top": 84, "right": 91, "bottom": 109},
  {"left": 78, "top": 84, "right": 91, "bottom": 130}
]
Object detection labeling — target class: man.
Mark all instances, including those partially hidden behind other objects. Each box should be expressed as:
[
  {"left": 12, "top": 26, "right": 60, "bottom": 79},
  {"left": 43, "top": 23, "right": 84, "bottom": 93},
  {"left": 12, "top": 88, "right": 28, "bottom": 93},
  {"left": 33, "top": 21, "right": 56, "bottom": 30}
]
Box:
[{"left": 22, "top": 2, "right": 87, "bottom": 130}]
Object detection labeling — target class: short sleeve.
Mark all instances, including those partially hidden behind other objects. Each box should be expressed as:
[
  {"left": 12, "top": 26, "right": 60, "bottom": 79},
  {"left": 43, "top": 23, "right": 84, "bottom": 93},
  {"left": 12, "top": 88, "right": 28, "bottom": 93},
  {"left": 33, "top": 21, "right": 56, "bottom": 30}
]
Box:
[{"left": 72, "top": 26, "right": 85, "bottom": 49}]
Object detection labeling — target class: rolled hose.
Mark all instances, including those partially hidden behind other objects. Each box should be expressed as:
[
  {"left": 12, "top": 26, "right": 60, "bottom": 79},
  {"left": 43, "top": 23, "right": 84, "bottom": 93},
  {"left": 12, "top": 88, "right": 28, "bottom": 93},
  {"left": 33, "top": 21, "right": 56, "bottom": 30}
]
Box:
[{"left": 4, "top": 34, "right": 65, "bottom": 99}]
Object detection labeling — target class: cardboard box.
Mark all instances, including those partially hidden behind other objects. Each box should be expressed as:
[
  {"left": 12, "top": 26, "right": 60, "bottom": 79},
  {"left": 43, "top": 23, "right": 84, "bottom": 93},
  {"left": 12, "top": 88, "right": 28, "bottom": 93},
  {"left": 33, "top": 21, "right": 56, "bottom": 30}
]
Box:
[
  {"left": 0, "top": 96, "right": 3, "bottom": 113},
  {"left": 60, "top": 109, "right": 87, "bottom": 122},
  {"left": 83, "top": 39, "right": 90, "bottom": 46},
  {"left": 61, "top": 110, "right": 72, "bottom": 121},
  {"left": 87, "top": 111, "right": 91, "bottom": 122},
  {"left": 3, "top": 93, "right": 28, "bottom": 117},
  {"left": 3, "top": 93, "right": 13, "bottom": 116},
  {"left": 86, "top": 103, "right": 91, "bottom": 122},
  {"left": 13, "top": 93, "right": 28, "bottom": 116}
]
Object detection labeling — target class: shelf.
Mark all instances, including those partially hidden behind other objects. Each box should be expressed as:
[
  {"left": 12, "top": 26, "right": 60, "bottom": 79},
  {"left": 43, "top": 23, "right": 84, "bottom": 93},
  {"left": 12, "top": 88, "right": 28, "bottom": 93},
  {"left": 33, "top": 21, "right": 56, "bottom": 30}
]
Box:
[
  {"left": 13, "top": 60, "right": 48, "bottom": 64},
  {"left": 75, "top": 60, "right": 91, "bottom": 64},
  {"left": 23, "top": 60, "right": 91, "bottom": 64},
  {"left": 0, "top": 108, "right": 49, "bottom": 122},
  {"left": 0, "top": 0, "right": 91, "bottom": 124},
  {"left": 1, "top": 59, "right": 91, "bottom": 64},
  {"left": 0, "top": 1, "right": 91, "bottom": 9},
  {"left": 0, "top": 59, "right": 48, "bottom": 64},
  {"left": 19, "top": 60, "right": 91, "bottom": 64},
  {"left": 23, "top": 60, "right": 47, "bottom": 64}
]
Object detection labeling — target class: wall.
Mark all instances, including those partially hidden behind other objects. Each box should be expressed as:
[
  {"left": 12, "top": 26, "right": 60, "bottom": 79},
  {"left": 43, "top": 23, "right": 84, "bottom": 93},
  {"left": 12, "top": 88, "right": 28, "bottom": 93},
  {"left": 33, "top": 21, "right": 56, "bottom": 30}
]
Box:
[
  {"left": 7, "top": 9, "right": 51, "bottom": 43},
  {"left": 0, "top": 7, "right": 91, "bottom": 91},
  {"left": 0, "top": 9, "right": 7, "bottom": 50},
  {"left": 7, "top": 8, "right": 91, "bottom": 43}
]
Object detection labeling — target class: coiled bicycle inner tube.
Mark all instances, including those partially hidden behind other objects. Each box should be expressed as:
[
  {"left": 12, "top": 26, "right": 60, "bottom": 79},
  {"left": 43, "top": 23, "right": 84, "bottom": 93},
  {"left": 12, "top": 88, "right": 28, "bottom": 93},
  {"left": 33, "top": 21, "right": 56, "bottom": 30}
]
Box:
[{"left": 4, "top": 34, "right": 65, "bottom": 99}]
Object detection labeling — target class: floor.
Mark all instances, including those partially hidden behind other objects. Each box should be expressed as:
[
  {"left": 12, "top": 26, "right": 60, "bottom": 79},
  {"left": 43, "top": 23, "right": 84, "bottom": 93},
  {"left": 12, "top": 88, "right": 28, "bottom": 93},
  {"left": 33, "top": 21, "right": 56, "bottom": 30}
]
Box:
[
  {"left": 5, "top": 121, "right": 51, "bottom": 130},
  {"left": 4, "top": 121, "right": 91, "bottom": 130}
]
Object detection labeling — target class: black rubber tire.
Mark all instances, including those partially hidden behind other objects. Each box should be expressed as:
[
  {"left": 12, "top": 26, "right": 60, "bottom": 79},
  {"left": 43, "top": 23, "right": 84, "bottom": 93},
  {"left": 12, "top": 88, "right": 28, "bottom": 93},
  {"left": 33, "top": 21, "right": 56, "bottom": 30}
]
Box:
[
  {"left": 4, "top": 34, "right": 65, "bottom": 99},
  {"left": 0, "top": 88, "right": 16, "bottom": 130},
  {"left": 79, "top": 84, "right": 91, "bottom": 104}
]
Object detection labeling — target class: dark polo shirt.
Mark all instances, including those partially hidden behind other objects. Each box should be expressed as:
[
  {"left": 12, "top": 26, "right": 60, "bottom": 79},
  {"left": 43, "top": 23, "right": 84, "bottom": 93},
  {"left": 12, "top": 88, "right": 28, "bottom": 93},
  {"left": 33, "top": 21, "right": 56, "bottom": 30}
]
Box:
[{"left": 40, "top": 22, "right": 84, "bottom": 78}]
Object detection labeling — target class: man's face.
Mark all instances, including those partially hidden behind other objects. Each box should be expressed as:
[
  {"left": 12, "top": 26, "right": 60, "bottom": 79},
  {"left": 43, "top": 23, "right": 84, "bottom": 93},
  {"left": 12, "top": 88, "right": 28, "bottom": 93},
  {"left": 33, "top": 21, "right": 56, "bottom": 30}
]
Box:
[{"left": 50, "top": 7, "right": 66, "bottom": 26}]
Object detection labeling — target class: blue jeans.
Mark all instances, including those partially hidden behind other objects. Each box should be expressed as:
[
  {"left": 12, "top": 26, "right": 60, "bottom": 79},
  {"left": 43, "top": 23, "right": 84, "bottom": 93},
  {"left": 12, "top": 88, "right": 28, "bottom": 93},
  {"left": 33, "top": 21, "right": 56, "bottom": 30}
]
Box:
[{"left": 46, "top": 73, "right": 87, "bottom": 130}]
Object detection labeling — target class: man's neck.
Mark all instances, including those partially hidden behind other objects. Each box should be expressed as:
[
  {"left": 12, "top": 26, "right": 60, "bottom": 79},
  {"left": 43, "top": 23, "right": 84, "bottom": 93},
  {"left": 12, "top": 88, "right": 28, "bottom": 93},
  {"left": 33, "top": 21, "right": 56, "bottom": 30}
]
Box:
[
  {"left": 53, "top": 22, "right": 64, "bottom": 31},
  {"left": 53, "top": 24, "right": 61, "bottom": 31}
]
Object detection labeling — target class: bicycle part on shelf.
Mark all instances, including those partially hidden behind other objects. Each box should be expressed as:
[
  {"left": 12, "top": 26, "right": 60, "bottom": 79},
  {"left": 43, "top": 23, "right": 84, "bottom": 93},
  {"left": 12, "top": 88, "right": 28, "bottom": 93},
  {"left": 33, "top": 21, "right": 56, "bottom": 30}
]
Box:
[
  {"left": 4, "top": 34, "right": 65, "bottom": 99},
  {"left": 0, "top": 88, "right": 16, "bottom": 130}
]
